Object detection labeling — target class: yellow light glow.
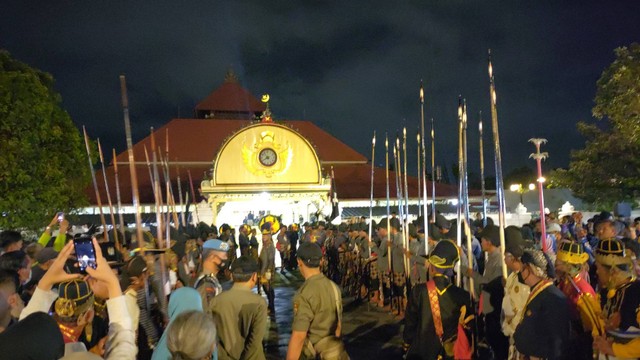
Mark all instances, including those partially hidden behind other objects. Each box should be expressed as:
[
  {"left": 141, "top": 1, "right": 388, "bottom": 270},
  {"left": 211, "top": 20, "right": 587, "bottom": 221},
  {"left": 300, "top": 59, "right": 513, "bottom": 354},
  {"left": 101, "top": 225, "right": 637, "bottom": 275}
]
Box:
[
  {"left": 509, "top": 184, "right": 521, "bottom": 192},
  {"left": 537, "top": 177, "right": 546, "bottom": 183},
  {"left": 528, "top": 183, "right": 536, "bottom": 190}
]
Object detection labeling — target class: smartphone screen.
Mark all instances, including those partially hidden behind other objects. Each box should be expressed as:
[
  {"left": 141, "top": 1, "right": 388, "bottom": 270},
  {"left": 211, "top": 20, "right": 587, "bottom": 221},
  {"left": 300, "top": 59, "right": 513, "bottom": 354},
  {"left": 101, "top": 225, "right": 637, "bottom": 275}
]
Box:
[
  {"left": 73, "top": 236, "right": 97, "bottom": 272},
  {"left": 57, "top": 212, "right": 64, "bottom": 222}
]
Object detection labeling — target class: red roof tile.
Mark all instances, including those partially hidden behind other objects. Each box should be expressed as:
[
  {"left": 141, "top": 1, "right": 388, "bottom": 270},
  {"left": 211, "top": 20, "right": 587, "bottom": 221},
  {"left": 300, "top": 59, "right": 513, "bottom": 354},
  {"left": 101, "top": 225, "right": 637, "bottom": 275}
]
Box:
[{"left": 195, "top": 81, "right": 266, "bottom": 114}]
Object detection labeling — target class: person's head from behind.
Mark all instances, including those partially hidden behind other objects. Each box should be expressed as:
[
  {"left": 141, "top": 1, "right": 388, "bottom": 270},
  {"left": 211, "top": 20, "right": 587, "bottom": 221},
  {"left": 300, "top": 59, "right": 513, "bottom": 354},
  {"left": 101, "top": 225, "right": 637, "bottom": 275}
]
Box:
[
  {"left": 0, "top": 270, "right": 22, "bottom": 327},
  {"left": 0, "top": 251, "right": 30, "bottom": 285},
  {"left": 230, "top": 256, "right": 258, "bottom": 286},
  {"left": 53, "top": 279, "right": 95, "bottom": 334},
  {"left": 296, "top": 242, "right": 322, "bottom": 278},
  {"left": 167, "top": 310, "right": 216, "bottom": 360},
  {"left": 0, "top": 231, "right": 23, "bottom": 254},
  {"left": 126, "top": 255, "right": 149, "bottom": 291}
]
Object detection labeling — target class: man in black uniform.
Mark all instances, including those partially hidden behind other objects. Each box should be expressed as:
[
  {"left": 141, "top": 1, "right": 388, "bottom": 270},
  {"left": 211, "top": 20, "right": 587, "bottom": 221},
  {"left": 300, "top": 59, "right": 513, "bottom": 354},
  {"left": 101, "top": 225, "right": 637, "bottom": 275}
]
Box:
[
  {"left": 513, "top": 249, "right": 571, "bottom": 359},
  {"left": 403, "top": 240, "right": 475, "bottom": 359}
]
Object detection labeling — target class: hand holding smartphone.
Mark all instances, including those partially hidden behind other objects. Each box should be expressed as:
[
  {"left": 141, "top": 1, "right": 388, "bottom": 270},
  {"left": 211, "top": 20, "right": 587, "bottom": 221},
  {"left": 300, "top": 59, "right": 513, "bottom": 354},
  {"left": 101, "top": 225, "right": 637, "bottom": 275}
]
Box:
[
  {"left": 73, "top": 235, "right": 97, "bottom": 273},
  {"left": 57, "top": 212, "right": 65, "bottom": 223}
]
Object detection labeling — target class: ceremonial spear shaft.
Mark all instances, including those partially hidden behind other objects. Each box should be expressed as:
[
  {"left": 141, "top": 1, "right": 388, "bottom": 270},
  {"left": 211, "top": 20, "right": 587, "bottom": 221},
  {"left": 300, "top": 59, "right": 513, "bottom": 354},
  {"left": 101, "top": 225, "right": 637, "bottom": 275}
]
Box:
[
  {"left": 119, "top": 75, "right": 145, "bottom": 251},
  {"left": 112, "top": 149, "right": 126, "bottom": 238},
  {"left": 82, "top": 127, "right": 109, "bottom": 241},
  {"left": 529, "top": 139, "right": 548, "bottom": 253},
  {"left": 97, "top": 139, "right": 120, "bottom": 250},
  {"left": 488, "top": 52, "right": 508, "bottom": 280},
  {"left": 419, "top": 82, "right": 429, "bottom": 254},
  {"left": 416, "top": 132, "right": 421, "bottom": 217},
  {"left": 402, "top": 129, "right": 411, "bottom": 273},
  {"left": 479, "top": 113, "right": 487, "bottom": 226},
  {"left": 385, "top": 134, "right": 392, "bottom": 272},
  {"left": 455, "top": 98, "right": 464, "bottom": 287},
  {"left": 368, "top": 132, "right": 376, "bottom": 258},
  {"left": 150, "top": 129, "right": 164, "bottom": 249},
  {"left": 431, "top": 117, "right": 436, "bottom": 222}
]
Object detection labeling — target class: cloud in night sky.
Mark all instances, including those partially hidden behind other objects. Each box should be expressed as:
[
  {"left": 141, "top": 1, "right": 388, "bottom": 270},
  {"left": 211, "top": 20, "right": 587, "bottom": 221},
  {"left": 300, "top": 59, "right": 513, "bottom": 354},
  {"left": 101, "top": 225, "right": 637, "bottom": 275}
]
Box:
[{"left": 2, "top": 1, "right": 639, "bottom": 179}]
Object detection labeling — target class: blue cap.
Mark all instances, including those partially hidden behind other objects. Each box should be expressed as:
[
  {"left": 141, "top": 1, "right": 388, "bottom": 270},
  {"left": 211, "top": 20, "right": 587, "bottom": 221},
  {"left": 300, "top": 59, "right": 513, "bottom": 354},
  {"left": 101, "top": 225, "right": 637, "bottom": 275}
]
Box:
[{"left": 203, "top": 239, "right": 230, "bottom": 252}]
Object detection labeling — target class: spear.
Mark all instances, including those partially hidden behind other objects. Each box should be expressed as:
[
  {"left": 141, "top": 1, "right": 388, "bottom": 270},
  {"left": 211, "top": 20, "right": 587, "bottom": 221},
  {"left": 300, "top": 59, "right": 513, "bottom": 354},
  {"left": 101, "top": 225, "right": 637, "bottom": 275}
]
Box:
[
  {"left": 529, "top": 138, "right": 549, "bottom": 253},
  {"left": 416, "top": 131, "right": 422, "bottom": 217},
  {"left": 176, "top": 165, "right": 186, "bottom": 228},
  {"left": 368, "top": 131, "right": 376, "bottom": 258},
  {"left": 488, "top": 50, "right": 508, "bottom": 280},
  {"left": 463, "top": 218, "right": 475, "bottom": 299},
  {"left": 97, "top": 139, "right": 120, "bottom": 251},
  {"left": 419, "top": 81, "right": 429, "bottom": 254},
  {"left": 150, "top": 128, "right": 164, "bottom": 249},
  {"left": 187, "top": 169, "right": 200, "bottom": 224},
  {"left": 385, "top": 133, "right": 392, "bottom": 272},
  {"left": 112, "top": 148, "right": 126, "bottom": 240},
  {"left": 82, "top": 127, "right": 109, "bottom": 241},
  {"left": 431, "top": 117, "right": 436, "bottom": 222},
  {"left": 385, "top": 133, "right": 394, "bottom": 308},
  {"left": 143, "top": 146, "right": 157, "bottom": 201},
  {"left": 479, "top": 112, "right": 487, "bottom": 226},
  {"left": 119, "top": 75, "right": 145, "bottom": 252},
  {"left": 456, "top": 97, "right": 464, "bottom": 287},
  {"left": 402, "top": 128, "right": 410, "bottom": 274},
  {"left": 462, "top": 100, "right": 470, "bottom": 224},
  {"left": 158, "top": 147, "right": 180, "bottom": 232}
]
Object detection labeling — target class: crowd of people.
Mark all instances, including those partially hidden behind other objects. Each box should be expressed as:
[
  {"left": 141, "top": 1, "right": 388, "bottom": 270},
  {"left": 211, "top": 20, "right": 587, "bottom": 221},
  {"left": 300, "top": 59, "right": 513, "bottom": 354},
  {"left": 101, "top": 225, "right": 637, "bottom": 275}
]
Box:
[{"left": 0, "top": 209, "right": 639, "bottom": 359}]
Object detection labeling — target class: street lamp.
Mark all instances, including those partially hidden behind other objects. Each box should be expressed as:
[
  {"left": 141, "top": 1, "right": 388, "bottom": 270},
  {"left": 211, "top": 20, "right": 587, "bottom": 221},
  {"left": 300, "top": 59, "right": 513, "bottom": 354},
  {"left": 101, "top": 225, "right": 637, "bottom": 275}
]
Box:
[{"left": 509, "top": 183, "right": 535, "bottom": 204}]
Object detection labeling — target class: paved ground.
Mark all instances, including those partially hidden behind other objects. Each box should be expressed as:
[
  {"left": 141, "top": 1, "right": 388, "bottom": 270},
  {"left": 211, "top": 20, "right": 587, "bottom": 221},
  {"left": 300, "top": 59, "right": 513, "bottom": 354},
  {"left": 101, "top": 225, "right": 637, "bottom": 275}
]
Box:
[{"left": 261, "top": 269, "right": 405, "bottom": 359}]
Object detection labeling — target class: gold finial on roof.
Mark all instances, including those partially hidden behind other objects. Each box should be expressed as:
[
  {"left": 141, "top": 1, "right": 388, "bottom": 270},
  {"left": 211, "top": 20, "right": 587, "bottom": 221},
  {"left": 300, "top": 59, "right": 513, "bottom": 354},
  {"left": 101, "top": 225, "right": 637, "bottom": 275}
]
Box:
[{"left": 225, "top": 67, "right": 238, "bottom": 83}]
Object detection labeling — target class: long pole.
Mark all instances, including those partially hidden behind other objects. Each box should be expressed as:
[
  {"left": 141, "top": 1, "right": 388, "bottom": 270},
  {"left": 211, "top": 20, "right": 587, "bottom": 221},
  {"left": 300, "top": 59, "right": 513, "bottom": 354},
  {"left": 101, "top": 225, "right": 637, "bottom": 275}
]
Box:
[
  {"left": 97, "top": 139, "right": 120, "bottom": 250},
  {"left": 456, "top": 97, "right": 464, "bottom": 287},
  {"left": 419, "top": 82, "right": 429, "bottom": 254},
  {"left": 176, "top": 165, "right": 186, "bottom": 228},
  {"left": 143, "top": 146, "right": 157, "bottom": 200},
  {"left": 385, "top": 134, "right": 391, "bottom": 272},
  {"left": 385, "top": 133, "right": 393, "bottom": 308},
  {"left": 463, "top": 218, "right": 475, "bottom": 299},
  {"left": 462, "top": 101, "right": 470, "bottom": 223},
  {"left": 479, "top": 112, "right": 487, "bottom": 227},
  {"left": 150, "top": 129, "right": 164, "bottom": 249},
  {"left": 82, "top": 127, "right": 109, "bottom": 241},
  {"left": 187, "top": 169, "right": 200, "bottom": 224},
  {"left": 402, "top": 128, "right": 411, "bottom": 274},
  {"left": 119, "top": 75, "right": 145, "bottom": 252},
  {"left": 112, "top": 149, "right": 126, "bottom": 236},
  {"left": 431, "top": 117, "right": 436, "bottom": 222},
  {"left": 529, "top": 139, "right": 548, "bottom": 253},
  {"left": 368, "top": 132, "right": 376, "bottom": 258},
  {"left": 488, "top": 51, "right": 508, "bottom": 280},
  {"left": 394, "top": 138, "right": 408, "bottom": 277},
  {"left": 416, "top": 131, "right": 421, "bottom": 217}
]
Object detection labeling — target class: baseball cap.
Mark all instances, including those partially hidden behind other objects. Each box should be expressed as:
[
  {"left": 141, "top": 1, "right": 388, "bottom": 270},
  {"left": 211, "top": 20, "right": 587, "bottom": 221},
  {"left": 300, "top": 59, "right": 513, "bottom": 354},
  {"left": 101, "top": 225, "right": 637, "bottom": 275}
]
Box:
[
  {"left": 203, "top": 239, "right": 230, "bottom": 252},
  {"left": 36, "top": 247, "right": 59, "bottom": 264}
]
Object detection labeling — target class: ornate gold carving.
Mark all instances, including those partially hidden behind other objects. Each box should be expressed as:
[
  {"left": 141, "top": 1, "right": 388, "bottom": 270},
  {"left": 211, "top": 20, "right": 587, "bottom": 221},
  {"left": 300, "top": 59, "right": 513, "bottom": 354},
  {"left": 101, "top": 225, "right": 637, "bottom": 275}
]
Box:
[{"left": 241, "top": 130, "right": 292, "bottom": 178}]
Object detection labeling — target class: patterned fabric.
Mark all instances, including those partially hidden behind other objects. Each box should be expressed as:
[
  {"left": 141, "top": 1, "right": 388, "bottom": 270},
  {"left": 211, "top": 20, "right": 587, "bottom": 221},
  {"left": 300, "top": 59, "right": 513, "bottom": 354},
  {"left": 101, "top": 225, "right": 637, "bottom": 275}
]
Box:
[{"left": 426, "top": 280, "right": 444, "bottom": 339}]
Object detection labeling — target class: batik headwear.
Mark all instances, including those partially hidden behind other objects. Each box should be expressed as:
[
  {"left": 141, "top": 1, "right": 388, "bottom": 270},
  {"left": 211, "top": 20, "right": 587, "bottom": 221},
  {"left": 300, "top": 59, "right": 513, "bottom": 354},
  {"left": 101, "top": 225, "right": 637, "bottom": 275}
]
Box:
[
  {"left": 427, "top": 240, "right": 459, "bottom": 269},
  {"left": 55, "top": 279, "right": 95, "bottom": 323},
  {"left": 520, "top": 249, "right": 549, "bottom": 279},
  {"left": 595, "top": 238, "right": 627, "bottom": 267},
  {"left": 557, "top": 240, "right": 589, "bottom": 265}
]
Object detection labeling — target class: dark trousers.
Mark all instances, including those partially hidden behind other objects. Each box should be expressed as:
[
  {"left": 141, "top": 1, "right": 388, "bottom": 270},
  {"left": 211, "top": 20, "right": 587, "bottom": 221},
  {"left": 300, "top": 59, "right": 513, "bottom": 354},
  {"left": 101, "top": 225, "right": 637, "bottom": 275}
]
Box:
[{"left": 485, "top": 311, "right": 509, "bottom": 360}]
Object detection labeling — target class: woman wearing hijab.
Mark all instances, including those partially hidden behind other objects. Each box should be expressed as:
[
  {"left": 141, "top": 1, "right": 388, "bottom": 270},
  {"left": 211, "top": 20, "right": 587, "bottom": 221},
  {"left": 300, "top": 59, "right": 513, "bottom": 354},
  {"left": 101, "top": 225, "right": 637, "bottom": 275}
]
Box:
[{"left": 151, "top": 287, "right": 205, "bottom": 360}]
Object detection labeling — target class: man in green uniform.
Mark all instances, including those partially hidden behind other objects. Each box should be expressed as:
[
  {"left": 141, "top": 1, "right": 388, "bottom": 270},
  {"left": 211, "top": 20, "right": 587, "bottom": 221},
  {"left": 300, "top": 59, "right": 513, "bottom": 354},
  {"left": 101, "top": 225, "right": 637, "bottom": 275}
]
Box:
[
  {"left": 286, "top": 242, "right": 348, "bottom": 360},
  {"left": 210, "top": 256, "right": 267, "bottom": 360}
]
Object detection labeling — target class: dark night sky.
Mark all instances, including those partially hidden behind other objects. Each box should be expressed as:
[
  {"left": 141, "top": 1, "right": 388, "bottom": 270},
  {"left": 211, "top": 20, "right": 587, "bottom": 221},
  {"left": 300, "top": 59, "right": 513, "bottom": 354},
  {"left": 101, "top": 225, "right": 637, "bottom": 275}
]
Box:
[{"left": 2, "top": 1, "right": 639, "bottom": 179}]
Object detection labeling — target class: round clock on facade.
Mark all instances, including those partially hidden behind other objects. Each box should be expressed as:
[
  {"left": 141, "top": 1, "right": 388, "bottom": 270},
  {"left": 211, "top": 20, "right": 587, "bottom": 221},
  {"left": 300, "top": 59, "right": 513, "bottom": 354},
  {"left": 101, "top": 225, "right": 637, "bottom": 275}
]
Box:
[{"left": 258, "top": 148, "right": 277, "bottom": 167}]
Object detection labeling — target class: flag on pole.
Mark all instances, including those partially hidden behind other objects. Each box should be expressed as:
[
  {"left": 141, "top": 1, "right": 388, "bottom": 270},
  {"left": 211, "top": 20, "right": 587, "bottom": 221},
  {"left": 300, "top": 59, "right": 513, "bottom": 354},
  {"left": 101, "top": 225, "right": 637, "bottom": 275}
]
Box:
[{"left": 329, "top": 166, "right": 339, "bottom": 221}]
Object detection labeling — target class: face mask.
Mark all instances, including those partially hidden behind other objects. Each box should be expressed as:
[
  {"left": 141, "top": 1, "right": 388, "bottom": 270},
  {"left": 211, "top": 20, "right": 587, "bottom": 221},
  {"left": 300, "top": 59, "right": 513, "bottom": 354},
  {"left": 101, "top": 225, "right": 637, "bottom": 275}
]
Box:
[
  {"left": 22, "top": 268, "right": 32, "bottom": 285},
  {"left": 218, "top": 261, "right": 228, "bottom": 271}
]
